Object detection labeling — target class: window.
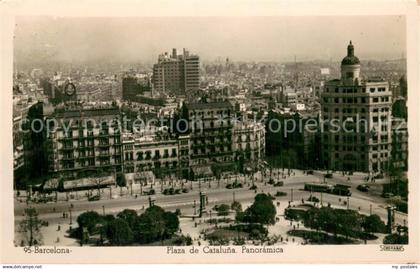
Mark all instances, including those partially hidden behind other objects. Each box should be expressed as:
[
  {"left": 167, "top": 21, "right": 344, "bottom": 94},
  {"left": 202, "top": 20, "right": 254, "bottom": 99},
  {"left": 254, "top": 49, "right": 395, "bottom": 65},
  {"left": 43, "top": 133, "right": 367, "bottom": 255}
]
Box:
[
  {"left": 370, "top": 88, "right": 375, "bottom": 93},
  {"left": 373, "top": 97, "right": 379, "bottom": 103}
]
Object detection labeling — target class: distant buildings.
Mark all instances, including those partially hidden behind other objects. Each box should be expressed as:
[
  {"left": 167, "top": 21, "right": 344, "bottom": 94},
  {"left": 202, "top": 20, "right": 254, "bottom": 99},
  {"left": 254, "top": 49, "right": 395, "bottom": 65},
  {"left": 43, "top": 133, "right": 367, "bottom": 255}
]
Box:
[
  {"left": 122, "top": 73, "right": 151, "bottom": 101},
  {"left": 321, "top": 41, "right": 393, "bottom": 173},
  {"left": 153, "top": 48, "right": 200, "bottom": 96}
]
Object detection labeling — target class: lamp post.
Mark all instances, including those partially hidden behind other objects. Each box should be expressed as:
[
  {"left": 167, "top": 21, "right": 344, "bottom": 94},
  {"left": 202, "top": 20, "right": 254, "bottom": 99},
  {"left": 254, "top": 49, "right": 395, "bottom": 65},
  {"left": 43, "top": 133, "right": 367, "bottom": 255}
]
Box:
[
  {"left": 291, "top": 188, "right": 294, "bottom": 202},
  {"left": 69, "top": 208, "right": 72, "bottom": 225}
]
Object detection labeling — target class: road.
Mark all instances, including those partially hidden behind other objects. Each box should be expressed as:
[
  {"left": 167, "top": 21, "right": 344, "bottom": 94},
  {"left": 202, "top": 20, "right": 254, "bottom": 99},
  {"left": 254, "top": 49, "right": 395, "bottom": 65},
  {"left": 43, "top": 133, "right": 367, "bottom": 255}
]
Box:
[
  {"left": 15, "top": 170, "right": 406, "bottom": 224},
  {"left": 14, "top": 169, "right": 407, "bottom": 245}
]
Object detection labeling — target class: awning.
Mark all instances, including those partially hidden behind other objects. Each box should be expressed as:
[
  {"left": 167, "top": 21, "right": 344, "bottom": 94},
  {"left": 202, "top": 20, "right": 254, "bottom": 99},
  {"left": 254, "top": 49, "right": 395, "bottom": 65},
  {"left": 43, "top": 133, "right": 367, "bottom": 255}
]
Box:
[
  {"left": 134, "top": 171, "right": 155, "bottom": 183},
  {"left": 192, "top": 166, "right": 213, "bottom": 178},
  {"left": 63, "top": 175, "right": 115, "bottom": 190}
]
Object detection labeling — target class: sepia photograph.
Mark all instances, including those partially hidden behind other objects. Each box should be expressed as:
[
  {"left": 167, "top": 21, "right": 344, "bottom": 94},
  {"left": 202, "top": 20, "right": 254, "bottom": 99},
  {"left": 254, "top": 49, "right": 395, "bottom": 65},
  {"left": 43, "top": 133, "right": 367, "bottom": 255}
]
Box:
[{"left": 1, "top": 0, "right": 419, "bottom": 265}]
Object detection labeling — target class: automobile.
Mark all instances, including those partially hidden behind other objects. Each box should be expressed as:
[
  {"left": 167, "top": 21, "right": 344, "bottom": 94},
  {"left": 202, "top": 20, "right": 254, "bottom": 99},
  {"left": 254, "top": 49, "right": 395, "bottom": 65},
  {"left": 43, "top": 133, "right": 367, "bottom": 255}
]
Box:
[
  {"left": 356, "top": 184, "right": 369, "bottom": 192},
  {"left": 182, "top": 188, "right": 189, "bottom": 193},
  {"left": 144, "top": 189, "right": 156, "bottom": 195},
  {"left": 249, "top": 185, "right": 257, "bottom": 190},
  {"left": 325, "top": 173, "right": 333, "bottom": 178},
  {"left": 373, "top": 173, "right": 384, "bottom": 179},
  {"left": 307, "top": 196, "right": 320, "bottom": 202},
  {"left": 88, "top": 195, "right": 100, "bottom": 201},
  {"left": 382, "top": 192, "right": 393, "bottom": 198},
  {"left": 273, "top": 181, "right": 284, "bottom": 187},
  {"left": 306, "top": 170, "right": 314, "bottom": 175}
]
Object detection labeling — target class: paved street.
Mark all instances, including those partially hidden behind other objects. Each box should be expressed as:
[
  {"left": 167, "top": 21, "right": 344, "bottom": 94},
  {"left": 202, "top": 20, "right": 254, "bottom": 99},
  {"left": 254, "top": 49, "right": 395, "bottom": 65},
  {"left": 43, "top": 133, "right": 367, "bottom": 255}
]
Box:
[{"left": 14, "top": 169, "right": 407, "bottom": 246}]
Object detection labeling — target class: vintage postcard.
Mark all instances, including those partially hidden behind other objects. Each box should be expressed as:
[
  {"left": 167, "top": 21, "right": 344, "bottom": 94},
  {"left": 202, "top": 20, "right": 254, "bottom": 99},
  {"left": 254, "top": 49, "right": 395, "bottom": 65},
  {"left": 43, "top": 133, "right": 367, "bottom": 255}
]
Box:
[{"left": 0, "top": 0, "right": 419, "bottom": 264}]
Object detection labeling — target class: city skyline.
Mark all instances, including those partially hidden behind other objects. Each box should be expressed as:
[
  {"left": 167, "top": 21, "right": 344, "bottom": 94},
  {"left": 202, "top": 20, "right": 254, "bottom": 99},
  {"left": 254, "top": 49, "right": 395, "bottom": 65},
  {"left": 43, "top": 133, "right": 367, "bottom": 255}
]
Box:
[{"left": 14, "top": 16, "right": 406, "bottom": 65}]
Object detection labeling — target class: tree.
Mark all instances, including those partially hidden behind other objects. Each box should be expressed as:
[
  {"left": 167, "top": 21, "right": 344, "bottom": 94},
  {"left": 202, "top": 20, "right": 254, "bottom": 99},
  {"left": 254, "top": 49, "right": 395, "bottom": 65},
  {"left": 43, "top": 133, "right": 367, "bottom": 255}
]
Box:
[
  {"left": 133, "top": 206, "right": 180, "bottom": 244},
  {"left": 106, "top": 219, "right": 133, "bottom": 246},
  {"left": 362, "top": 214, "right": 387, "bottom": 234},
  {"left": 76, "top": 211, "right": 103, "bottom": 235},
  {"left": 19, "top": 207, "right": 46, "bottom": 246},
  {"left": 214, "top": 204, "right": 230, "bottom": 216},
  {"left": 303, "top": 207, "right": 363, "bottom": 239},
  {"left": 116, "top": 173, "right": 127, "bottom": 187},
  {"left": 383, "top": 232, "right": 408, "bottom": 244},
  {"left": 231, "top": 201, "right": 242, "bottom": 213},
  {"left": 117, "top": 209, "right": 138, "bottom": 230},
  {"left": 239, "top": 193, "right": 276, "bottom": 225},
  {"left": 163, "top": 211, "right": 180, "bottom": 236},
  {"left": 134, "top": 206, "right": 167, "bottom": 243}
]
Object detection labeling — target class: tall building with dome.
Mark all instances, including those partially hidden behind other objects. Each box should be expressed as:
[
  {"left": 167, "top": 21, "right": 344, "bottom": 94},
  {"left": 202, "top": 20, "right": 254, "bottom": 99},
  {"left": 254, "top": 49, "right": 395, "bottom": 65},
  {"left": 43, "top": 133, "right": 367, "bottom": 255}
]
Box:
[{"left": 321, "top": 41, "right": 392, "bottom": 173}]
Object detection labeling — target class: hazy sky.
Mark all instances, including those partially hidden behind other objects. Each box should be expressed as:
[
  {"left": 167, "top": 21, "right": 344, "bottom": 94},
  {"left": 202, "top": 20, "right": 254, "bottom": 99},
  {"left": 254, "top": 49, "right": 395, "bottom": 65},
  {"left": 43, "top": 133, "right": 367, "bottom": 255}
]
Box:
[{"left": 14, "top": 16, "right": 406, "bottom": 64}]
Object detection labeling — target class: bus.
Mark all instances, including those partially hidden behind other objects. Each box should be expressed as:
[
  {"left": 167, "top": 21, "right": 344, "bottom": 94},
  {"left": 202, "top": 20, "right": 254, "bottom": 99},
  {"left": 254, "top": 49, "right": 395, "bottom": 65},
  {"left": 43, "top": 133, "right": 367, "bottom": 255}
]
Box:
[
  {"left": 304, "top": 183, "right": 334, "bottom": 193},
  {"left": 332, "top": 184, "right": 352, "bottom": 196}
]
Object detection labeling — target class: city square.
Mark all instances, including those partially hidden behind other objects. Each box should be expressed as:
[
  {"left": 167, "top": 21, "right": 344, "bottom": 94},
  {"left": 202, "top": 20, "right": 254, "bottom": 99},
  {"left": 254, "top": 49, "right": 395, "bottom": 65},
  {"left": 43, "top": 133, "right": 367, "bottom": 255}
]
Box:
[{"left": 12, "top": 16, "right": 408, "bottom": 248}]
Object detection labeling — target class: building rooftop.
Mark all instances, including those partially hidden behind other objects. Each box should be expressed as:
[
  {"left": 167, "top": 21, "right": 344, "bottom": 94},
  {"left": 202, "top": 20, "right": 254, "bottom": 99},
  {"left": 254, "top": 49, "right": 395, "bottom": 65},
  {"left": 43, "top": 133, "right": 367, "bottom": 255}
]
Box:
[{"left": 184, "top": 101, "right": 233, "bottom": 110}]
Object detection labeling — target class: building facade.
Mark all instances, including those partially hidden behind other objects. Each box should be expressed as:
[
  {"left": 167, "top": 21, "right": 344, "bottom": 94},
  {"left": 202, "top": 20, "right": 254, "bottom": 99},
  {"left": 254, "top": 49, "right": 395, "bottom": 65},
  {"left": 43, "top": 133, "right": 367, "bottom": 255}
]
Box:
[
  {"left": 47, "top": 103, "right": 123, "bottom": 180},
  {"left": 321, "top": 41, "right": 392, "bottom": 173},
  {"left": 183, "top": 101, "right": 235, "bottom": 167},
  {"left": 233, "top": 121, "right": 266, "bottom": 164},
  {"left": 391, "top": 117, "right": 408, "bottom": 170},
  {"left": 122, "top": 131, "right": 179, "bottom": 179}
]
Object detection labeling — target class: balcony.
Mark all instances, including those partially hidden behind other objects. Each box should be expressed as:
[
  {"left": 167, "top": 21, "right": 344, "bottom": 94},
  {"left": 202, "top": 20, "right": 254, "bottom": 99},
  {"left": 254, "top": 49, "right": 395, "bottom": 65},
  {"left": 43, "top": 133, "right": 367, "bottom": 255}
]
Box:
[{"left": 98, "top": 143, "right": 110, "bottom": 148}]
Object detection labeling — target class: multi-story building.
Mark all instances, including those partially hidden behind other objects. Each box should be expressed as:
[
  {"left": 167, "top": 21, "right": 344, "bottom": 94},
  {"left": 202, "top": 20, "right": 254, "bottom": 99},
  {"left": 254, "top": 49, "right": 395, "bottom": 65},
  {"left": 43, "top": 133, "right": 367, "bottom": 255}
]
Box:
[
  {"left": 265, "top": 110, "right": 321, "bottom": 169},
  {"left": 152, "top": 48, "right": 200, "bottom": 96},
  {"left": 391, "top": 117, "right": 408, "bottom": 170},
  {"left": 122, "top": 131, "right": 179, "bottom": 180},
  {"left": 321, "top": 41, "right": 392, "bottom": 173},
  {"left": 48, "top": 102, "right": 123, "bottom": 180},
  {"left": 24, "top": 101, "right": 123, "bottom": 181},
  {"left": 183, "top": 101, "right": 235, "bottom": 167},
  {"left": 232, "top": 120, "right": 266, "bottom": 166}
]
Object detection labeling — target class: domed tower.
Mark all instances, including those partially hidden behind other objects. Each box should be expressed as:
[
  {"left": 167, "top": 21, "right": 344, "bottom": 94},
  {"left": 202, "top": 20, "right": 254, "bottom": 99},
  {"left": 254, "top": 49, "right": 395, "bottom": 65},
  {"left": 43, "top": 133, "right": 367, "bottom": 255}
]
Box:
[{"left": 341, "top": 41, "right": 361, "bottom": 85}]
